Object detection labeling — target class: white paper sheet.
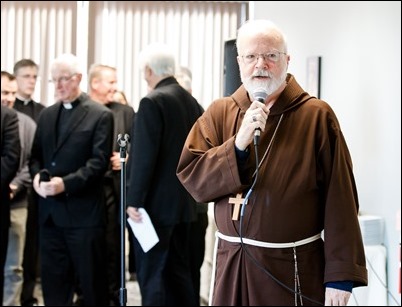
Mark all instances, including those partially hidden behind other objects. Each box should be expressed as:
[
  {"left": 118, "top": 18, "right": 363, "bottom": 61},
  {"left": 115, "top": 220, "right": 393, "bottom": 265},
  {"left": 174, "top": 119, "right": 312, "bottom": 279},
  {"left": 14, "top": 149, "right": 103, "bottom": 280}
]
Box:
[{"left": 127, "top": 208, "right": 159, "bottom": 253}]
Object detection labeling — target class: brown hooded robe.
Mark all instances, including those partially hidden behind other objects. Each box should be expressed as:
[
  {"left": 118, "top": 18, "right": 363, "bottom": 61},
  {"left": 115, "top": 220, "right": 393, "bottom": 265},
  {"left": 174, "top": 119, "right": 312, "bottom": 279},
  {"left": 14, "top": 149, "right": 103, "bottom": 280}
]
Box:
[{"left": 177, "top": 74, "right": 367, "bottom": 306}]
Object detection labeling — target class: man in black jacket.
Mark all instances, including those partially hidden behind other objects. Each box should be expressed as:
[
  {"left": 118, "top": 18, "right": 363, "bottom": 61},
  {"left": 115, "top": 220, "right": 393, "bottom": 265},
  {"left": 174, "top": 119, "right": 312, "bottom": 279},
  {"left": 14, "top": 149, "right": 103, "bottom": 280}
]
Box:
[
  {"left": 126, "top": 44, "right": 204, "bottom": 306},
  {"left": 29, "top": 53, "right": 114, "bottom": 306},
  {"left": 88, "top": 63, "right": 135, "bottom": 306},
  {"left": 13, "top": 58, "right": 45, "bottom": 307}
]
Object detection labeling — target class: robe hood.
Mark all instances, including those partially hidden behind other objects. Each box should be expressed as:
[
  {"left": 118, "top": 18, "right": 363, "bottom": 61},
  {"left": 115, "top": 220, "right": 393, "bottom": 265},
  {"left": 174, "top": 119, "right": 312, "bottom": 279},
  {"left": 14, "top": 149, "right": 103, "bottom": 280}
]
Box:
[{"left": 230, "top": 73, "right": 312, "bottom": 116}]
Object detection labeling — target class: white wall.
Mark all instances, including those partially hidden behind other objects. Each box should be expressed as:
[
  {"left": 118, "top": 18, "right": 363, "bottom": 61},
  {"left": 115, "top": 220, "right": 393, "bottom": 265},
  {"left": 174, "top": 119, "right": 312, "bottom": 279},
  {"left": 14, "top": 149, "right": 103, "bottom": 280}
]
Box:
[{"left": 251, "top": 1, "right": 401, "bottom": 304}]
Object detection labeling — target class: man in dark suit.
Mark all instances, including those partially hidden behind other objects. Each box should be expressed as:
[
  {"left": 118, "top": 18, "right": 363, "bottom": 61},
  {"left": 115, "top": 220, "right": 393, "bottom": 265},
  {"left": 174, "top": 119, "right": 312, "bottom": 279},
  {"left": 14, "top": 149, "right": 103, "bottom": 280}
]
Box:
[
  {"left": 0, "top": 105, "right": 20, "bottom": 304},
  {"left": 29, "top": 53, "right": 114, "bottom": 306},
  {"left": 88, "top": 63, "right": 135, "bottom": 306},
  {"left": 126, "top": 43, "right": 204, "bottom": 306},
  {"left": 13, "top": 58, "right": 45, "bottom": 306}
]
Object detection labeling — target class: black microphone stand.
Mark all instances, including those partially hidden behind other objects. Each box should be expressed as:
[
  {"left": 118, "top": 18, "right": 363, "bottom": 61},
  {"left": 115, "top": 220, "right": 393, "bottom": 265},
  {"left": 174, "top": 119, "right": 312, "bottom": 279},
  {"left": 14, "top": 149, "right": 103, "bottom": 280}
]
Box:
[{"left": 117, "top": 133, "right": 130, "bottom": 306}]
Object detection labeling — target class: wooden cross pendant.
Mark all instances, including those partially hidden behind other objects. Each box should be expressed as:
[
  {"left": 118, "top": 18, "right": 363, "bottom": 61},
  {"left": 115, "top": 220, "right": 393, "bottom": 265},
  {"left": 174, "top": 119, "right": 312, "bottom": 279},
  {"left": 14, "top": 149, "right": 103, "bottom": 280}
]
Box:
[{"left": 228, "top": 193, "right": 245, "bottom": 220}]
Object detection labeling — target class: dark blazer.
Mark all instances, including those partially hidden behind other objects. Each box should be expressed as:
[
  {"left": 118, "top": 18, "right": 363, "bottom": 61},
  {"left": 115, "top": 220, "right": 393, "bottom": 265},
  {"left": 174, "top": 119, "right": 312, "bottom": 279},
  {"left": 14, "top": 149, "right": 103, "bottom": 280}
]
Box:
[
  {"left": 1, "top": 106, "right": 21, "bottom": 227},
  {"left": 126, "top": 76, "right": 204, "bottom": 226},
  {"left": 1, "top": 105, "right": 20, "bottom": 304},
  {"left": 106, "top": 102, "right": 135, "bottom": 152},
  {"left": 104, "top": 102, "right": 135, "bottom": 203},
  {"left": 29, "top": 93, "right": 114, "bottom": 227},
  {"left": 14, "top": 98, "right": 45, "bottom": 123},
  {"left": 1, "top": 106, "right": 20, "bottom": 193}
]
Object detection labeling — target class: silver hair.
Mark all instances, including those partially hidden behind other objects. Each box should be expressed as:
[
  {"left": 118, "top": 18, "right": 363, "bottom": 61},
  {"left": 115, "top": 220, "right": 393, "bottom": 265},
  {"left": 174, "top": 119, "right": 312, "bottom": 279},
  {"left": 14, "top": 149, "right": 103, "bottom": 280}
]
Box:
[
  {"left": 236, "top": 19, "right": 288, "bottom": 55},
  {"left": 50, "top": 53, "right": 83, "bottom": 75},
  {"left": 139, "top": 43, "right": 176, "bottom": 77}
]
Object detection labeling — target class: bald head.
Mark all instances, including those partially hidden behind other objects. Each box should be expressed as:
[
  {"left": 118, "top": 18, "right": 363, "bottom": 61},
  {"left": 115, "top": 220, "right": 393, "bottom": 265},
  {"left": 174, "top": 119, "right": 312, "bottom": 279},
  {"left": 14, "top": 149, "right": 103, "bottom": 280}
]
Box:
[{"left": 236, "top": 20, "right": 288, "bottom": 56}]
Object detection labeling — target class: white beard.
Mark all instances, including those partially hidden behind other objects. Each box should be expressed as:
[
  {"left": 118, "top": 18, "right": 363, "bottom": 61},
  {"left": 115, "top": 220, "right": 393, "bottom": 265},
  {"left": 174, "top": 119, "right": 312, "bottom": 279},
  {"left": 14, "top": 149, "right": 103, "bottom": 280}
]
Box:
[{"left": 242, "top": 68, "right": 287, "bottom": 99}]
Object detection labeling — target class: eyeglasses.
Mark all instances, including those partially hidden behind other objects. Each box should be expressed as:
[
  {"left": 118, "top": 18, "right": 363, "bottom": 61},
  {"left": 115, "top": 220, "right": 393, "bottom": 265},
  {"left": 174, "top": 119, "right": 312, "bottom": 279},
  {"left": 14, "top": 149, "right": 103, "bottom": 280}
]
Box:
[
  {"left": 49, "top": 74, "right": 77, "bottom": 84},
  {"left": 241, "top": 51, "right": 286, "bottom": 64}
]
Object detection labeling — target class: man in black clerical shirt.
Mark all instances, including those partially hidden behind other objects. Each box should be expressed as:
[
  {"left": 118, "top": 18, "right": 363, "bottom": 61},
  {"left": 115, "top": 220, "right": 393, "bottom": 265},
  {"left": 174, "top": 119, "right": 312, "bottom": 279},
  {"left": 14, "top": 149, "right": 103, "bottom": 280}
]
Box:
[
  {"left": 13, "top": 59, "right": 45, "bottom": 307},
  {"left": 29, "top": 53, "right": 113, "bottom": 306}
]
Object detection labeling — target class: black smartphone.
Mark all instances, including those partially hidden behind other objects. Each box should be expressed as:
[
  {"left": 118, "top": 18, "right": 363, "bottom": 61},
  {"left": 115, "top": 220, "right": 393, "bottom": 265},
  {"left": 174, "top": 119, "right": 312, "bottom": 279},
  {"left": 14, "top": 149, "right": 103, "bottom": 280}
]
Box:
[{"left": 39, "top": 169, "right": 51, "bottom": 183}]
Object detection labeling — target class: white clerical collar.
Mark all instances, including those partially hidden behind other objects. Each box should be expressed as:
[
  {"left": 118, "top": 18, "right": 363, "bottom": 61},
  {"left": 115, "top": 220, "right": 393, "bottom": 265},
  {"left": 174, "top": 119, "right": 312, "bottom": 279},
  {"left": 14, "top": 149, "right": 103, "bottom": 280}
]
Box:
[
  {"left": 16, "top": 95, "right": 31, "bottom": 105},
  {"left": 63, "top": 103, "right": 73, "bottom": 109}
]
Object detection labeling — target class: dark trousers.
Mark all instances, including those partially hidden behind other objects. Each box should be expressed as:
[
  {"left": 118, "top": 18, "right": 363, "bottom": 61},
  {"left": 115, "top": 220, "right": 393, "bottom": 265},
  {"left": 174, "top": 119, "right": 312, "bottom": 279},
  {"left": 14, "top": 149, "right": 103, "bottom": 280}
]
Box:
[
  {"left": 21, "top": 190, "right": 40, "bottom": 306},
  {"left": 40, "top": 219, "right": 108, "bottom": 306},
  {"left": 135, "top": 222, "right": 198, "bottom": 306},
  {"left": 0, "top": 224, "right": 9, "bottom": 304},
  {"left": 75, "top": 177, "right": 122, "bottom": 306},
  {"left": 0, "top": 226, "right": 8, "bottom": 304},
  {"left": 0, "top": 195, "right": 11, "bottom": 304},
  {"left": 104, "top": 177, "right": 121, "bottom": 305},
  {"left": 127, "top": 223, "right": 136, "bottom": 275}
]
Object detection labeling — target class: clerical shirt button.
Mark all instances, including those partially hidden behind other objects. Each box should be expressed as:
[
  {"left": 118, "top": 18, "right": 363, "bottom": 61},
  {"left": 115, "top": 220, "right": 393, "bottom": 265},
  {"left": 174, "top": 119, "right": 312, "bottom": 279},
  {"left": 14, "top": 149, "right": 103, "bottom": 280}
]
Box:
[{"left": 51, "top": 162, "right": 56, "bottom": 166}]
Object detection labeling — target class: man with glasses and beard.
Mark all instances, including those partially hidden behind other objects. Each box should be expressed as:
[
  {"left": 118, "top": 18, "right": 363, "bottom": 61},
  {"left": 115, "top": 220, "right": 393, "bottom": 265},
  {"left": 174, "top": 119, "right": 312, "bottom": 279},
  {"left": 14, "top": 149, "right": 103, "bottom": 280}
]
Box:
[{"left": 177, "top": 19, "right": 367, "bottom": 306}]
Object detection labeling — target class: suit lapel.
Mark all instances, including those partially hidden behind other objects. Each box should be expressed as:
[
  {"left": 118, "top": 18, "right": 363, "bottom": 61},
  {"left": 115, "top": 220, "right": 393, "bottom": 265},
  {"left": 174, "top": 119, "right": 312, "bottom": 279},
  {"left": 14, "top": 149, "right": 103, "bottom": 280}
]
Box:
[{"left": 48, "top": 106, "right": 60, "bottom": 151}]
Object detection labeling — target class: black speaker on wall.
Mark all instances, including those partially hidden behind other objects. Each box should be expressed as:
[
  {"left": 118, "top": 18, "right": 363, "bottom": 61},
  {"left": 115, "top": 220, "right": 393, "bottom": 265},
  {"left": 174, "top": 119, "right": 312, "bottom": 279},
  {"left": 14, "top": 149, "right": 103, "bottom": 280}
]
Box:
[{"left": 223, "top": 38, "right": 242, "bottom": 97}]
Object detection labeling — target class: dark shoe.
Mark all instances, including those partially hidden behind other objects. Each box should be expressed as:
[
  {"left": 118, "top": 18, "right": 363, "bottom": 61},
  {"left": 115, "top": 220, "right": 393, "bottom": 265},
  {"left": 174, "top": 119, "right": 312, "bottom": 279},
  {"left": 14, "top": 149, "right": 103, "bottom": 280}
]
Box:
[
  {"left": 129, "top": 272, "right": 137, "bottom": 281},
  {"left": 109, "top": 297, "right": 120, "bottom": 306},
  {"left": 21, "top": 298, "right": 39, "bottom": 306}
]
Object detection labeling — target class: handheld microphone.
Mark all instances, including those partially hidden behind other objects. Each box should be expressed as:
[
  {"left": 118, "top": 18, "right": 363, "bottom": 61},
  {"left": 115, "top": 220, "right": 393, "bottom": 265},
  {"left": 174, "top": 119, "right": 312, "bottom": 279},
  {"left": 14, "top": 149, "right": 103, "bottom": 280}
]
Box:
[
  {"left": 253, "top": 88, "right": 268, "bottom": 103},
  {"left": 252, "top": 88, "right": 268, "bottom": 145}
]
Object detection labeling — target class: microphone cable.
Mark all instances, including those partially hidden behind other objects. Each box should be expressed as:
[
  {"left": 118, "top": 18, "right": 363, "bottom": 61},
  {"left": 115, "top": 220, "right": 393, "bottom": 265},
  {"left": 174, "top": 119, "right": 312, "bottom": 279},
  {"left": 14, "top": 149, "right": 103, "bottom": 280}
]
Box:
[{"left": 237, "top": 134, "right": 323, "bottom": 306}]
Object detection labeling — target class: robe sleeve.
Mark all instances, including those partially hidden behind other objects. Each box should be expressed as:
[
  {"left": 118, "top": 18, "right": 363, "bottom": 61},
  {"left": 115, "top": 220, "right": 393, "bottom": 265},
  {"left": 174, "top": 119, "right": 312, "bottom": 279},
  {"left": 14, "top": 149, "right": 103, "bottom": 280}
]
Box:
[
  {"left": 319, "top": 106, "right": 367, "bottom": 287},
  {"left": 177, "top": 101, "right": 250, "bottom": 203}
]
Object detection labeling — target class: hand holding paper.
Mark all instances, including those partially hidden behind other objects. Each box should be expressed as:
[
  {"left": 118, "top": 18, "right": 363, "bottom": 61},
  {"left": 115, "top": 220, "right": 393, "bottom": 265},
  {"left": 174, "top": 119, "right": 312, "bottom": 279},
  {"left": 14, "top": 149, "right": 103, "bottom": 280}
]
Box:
[{"left": 127, "top": 208, "right": 159, "bottom": 253}]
